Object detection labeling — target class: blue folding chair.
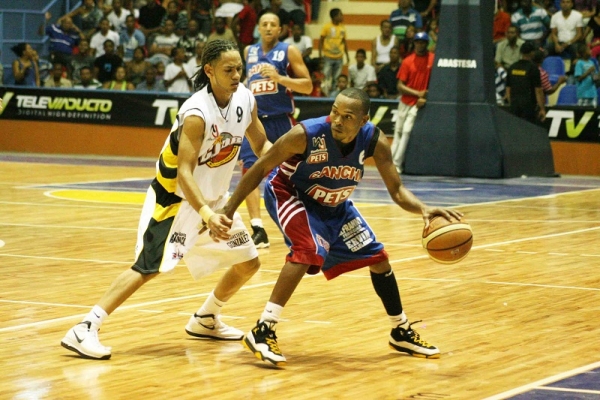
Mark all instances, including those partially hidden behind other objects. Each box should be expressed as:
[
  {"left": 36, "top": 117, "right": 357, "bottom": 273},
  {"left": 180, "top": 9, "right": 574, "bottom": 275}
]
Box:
[
  {"left": 556, "top": 84, "right": 578, "bottom": 105},
  {"left": 542, "top": 56, "right": 566, "bottom": 86}
]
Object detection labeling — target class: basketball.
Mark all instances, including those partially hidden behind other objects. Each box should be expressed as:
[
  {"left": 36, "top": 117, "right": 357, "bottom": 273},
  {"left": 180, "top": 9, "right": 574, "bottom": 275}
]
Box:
[{"left": 422, "top": 216, "right": 473, "bottom": 264}]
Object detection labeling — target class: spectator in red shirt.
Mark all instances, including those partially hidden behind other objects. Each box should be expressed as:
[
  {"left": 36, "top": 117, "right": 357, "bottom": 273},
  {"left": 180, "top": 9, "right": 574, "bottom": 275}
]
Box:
[
  {"left": 233, "top": 0, "right": 258, "bottom": 47},
  {"left": 391, "top": 31, "right": 434, "bottom": 174},
  {"left": 494, "top": 5, "right": 511, "bottom": 44}
]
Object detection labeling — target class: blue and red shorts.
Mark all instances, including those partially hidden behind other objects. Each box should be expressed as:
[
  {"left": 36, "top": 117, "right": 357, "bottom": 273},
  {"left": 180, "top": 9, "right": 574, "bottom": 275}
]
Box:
[{"left": 264, "top": 174, "right": 388, "bottom": 280}]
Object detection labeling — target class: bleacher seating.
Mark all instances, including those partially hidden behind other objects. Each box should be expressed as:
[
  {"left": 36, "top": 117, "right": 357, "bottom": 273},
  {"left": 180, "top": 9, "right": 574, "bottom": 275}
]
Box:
[
  {"left": 542, "top": 56, "right": 565, "bottom": 86},
  {"left": 556, "top": 84, "right": 578, "bottom": 105}
]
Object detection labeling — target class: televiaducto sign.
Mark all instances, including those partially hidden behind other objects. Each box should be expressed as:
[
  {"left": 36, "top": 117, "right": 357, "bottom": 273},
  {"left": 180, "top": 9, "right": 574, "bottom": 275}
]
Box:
[{"left": 0, "top": 87, "right": 597, "bottom": 143}]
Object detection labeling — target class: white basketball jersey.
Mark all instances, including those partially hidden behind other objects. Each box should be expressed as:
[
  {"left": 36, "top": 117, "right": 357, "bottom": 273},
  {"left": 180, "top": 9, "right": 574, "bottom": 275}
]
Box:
[{"left": 169, "top": 84, "right": 255, "bottom": 201}]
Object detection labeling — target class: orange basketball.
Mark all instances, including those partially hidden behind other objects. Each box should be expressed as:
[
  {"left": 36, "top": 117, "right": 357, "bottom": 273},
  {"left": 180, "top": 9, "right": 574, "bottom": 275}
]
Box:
[{"left": 422, "top": 216, "right": 473, "bottom": 264}]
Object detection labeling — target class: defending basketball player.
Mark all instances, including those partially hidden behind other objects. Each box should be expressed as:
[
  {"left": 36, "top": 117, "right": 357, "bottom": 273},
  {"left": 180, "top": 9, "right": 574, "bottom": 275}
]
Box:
[
  {"left": 239, "top": 12, "right": 313, "bottom": 249},
  {"left": 61, "top": 40, "right": 272, "bottom": 360},
  {"left": 223, "top": 88, "right": 463, "bottom": 366}
]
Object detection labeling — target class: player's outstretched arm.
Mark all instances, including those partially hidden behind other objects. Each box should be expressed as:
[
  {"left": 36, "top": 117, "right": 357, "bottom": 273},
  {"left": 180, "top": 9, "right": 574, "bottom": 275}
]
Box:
[
  {"left": 224, "top": 124, "right": 307, "bottom": 218},
  {"left": 372, "top": 130, "right": 463, "bottom": 227}
]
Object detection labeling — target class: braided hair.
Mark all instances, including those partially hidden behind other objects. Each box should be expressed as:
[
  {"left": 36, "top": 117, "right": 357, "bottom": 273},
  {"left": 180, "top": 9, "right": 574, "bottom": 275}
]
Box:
[{"left": 191, "top": 39, "right": 239, "bottom": 92}]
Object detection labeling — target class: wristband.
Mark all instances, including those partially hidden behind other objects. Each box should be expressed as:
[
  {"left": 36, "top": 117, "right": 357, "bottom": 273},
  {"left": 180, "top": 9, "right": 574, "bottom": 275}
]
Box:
[{"left": 199, "top": 205, "right": 215, "bottom": 224}]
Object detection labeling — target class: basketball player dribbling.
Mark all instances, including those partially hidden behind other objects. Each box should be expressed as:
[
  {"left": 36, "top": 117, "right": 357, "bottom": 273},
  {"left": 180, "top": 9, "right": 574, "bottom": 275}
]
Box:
[{"left": 224, "top": 88, "right": 463, "bottom": 366}]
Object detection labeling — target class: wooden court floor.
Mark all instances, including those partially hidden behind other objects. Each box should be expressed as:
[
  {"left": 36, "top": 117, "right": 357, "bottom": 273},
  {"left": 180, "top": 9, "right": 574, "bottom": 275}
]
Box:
[{"left": 1, "top": 155, "right": 600, "bottom": 400}]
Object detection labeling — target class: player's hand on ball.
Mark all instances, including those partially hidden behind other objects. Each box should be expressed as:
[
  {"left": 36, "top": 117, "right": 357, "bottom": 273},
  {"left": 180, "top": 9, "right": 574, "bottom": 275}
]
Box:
[{"left": 422, "top": 207, "right": 464, "bottom": 229}]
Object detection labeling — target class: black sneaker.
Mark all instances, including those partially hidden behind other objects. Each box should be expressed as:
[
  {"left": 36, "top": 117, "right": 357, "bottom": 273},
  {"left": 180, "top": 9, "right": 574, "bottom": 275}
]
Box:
[
  {"left": 389, "top": 320, "right": 440, "bottom": 359},
  {"left": 243, "top": 320, "right": 286, "bottom": 366},
  {"left": 251, "top": 225, "right": 270, "bottom": 248}
]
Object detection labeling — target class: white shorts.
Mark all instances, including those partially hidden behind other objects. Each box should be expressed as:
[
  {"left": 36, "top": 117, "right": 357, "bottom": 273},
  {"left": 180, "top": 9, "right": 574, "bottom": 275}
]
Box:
[{"left": 134, "top": 186, "right": 258, "bottom": 280}]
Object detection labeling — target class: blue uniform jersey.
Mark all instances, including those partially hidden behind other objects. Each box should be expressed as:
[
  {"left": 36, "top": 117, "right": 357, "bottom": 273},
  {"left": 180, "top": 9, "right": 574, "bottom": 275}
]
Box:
[
  {"left": 264, "top": 116, "right": 385, "bottom": 280},
  {"left": 272, "top": 116, "right": 379, "bottom": 208},
  {"left": 246, "top": 41, "right": 294, "bottom": 117}
]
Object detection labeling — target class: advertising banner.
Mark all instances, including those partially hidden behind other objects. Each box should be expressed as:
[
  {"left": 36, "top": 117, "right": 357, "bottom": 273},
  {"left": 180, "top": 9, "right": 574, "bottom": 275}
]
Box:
[{"left": 1, "top": 86, "right": 598, "bottom": 143}]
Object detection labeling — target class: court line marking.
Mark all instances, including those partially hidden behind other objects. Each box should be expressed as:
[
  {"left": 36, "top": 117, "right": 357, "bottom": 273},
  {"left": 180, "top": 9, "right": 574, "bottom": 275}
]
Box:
[
  {"left": 456, "top": 187, "right": 600, "bottom": 209},
  {"left": 484, "top": 361, "right": 600, "bottom": 400},
  {"left": 6, "top": 176, "right": 600, "bottom": 210},
  {"left": 536, "top": 387, "right": 600, "bottom": 394},
  {"left": 16, "top": 177, "right": 153, "bottom": 190},
  {"left": 0, "top": 200, "right": 141, "bottom": 211},
  {"left": 0, "top": 279, "right": 281, "bottom": 334},
  {"left": 2, "top": 177, "right": 600, "bottom": 336},
  {"left": 0, "top": 222, "right": 137, "bottom": 231},
  {"left": 0, "top": 254, "right": 133, "bottom": 265},
  {"left": 44, "top": 190, "right": 143, "bottom": 205}
]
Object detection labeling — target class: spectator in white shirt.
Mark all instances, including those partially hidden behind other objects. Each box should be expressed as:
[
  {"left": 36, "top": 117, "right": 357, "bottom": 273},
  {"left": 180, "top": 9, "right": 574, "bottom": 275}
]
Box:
[
  {"left": 90, "top": 18, "right": 120, "bottom": 57},
  {"left": 149, "top": 19, "right": 180, "bottom": 65},
  {"left": 547, "top": 0, "right": 584, "bottom": 60},
  {"left": 185, "top": 40, "right": 206, "bottom": 74},
  {"left": 164, "top": 47, "right": 193, "bottom": 93},
  {"left": 284, "top": 24, "right": 313, "bottom": 67},
  {"left": 348, "top": 48, "right": 377, "bottom": 90},
  {"left": 107, "top": 0, "right": 131, "bottom": 33}
]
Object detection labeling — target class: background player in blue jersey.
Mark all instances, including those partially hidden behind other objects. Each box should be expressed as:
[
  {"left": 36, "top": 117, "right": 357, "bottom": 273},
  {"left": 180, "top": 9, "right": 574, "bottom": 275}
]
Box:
[
  {"left": 224, "top": 88, "right": 463, "bottom": 366},
  {"left": 241, "top": 12, "right": 312, "bottom": 248}
]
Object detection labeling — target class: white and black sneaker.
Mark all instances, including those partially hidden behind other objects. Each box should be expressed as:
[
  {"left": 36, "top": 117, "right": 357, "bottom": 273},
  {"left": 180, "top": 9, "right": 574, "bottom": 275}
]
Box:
[
  {"left": 389, "top": 320, "right": 440, "bottom": 359},
  {"left": 243, "top": 320, "right": 286, "bottom": 367},
  {"left": 61, "top": 321, "right": 112, "bottom": 360},
  {"left": 185, "top": 313, "right": 243, "bottom": 340}
]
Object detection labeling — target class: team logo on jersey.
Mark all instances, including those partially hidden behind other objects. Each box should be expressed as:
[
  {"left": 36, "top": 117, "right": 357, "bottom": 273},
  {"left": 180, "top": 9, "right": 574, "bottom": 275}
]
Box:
[
  {"left": 308, "top": 135, "right": 329, "bottom": 164},
  {"left": 198, "top": 132, "right": 242, "bottom": 168},
  {"left": 308, "top": 165, "right": 362, "bottom": 182},
  {"left": 306, "top": 184, "right": 355, "bottom": 206},
  {"left": 249, "top": 78, "right": 277, "bottom": 95}
]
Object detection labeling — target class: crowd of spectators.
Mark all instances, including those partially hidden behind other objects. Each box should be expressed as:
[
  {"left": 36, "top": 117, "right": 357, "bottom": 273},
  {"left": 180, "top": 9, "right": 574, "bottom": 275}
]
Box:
[
  {"left": 5, "top": 0, "right": 440, "bottom": 99},
  {"left": 7, "top": 0, "right": 598, "bottom": 107},
  {"left": 495, "top": 0, "right": 600, "bottom": 110}
]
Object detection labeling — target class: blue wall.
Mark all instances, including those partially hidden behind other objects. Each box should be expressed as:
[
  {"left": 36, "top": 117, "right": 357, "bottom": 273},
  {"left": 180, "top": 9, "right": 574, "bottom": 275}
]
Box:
[{"left": 0, "top": 0, "right": 80, "bottom": 81}]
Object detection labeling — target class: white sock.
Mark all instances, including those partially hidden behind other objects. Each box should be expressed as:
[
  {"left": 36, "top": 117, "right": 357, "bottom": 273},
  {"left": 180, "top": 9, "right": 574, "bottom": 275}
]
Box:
[
  {"left": 389, "top": 312, "right": 408, "bottom": 328},
  {"left": 83, "top": 305, "right": 108, "bottom": 331},
  {"left": 197, "top": 291, "right": 225, "bottom": 317},
  {"left": 259, "top": 301, "right": 283, "bottom": 324},
  {"left": 250, "top": 218, "right": 263, "bottom": 228}
]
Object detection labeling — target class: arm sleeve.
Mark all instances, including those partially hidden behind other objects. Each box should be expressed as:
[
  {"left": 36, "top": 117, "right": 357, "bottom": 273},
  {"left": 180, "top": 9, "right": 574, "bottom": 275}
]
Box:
[{"left": 365, "top": 126, "right": 380, "bottom": 159}]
